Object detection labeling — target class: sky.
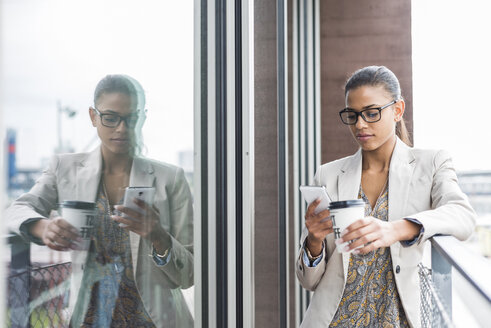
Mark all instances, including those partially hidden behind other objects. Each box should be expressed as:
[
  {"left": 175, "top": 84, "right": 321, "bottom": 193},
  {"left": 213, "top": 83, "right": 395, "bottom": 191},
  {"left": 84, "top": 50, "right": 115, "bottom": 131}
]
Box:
[
  {"left": 2, "top": 0, "right": 490, "bottom": 173},
  {"left": 0, "top": 0, "right": 193, "bottom": 169},
  {"left": 412, "top": 0, "right": 491, "bottom": 171}
]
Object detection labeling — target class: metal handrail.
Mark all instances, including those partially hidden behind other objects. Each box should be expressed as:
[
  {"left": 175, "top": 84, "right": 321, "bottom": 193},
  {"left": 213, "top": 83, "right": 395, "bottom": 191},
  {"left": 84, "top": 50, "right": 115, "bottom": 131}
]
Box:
[
  {"left": 431, "top": 235, "right": 491, "bottom": 303},
  {"left": 4, "top": 233, "right": 25, "bottom": 244},
  {"left": 430, "top": 235, "right": 491, "bottom": 326}
]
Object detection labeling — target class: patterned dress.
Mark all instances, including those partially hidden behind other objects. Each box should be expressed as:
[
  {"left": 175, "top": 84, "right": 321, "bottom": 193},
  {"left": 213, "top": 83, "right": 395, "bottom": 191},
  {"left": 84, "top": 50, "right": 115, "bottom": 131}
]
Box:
[
  {"left": 76, "top": 182, "right": 155, "bottom": 327},
  {"left": 329, "top": 183, "right": 409, "bottom": 328}
]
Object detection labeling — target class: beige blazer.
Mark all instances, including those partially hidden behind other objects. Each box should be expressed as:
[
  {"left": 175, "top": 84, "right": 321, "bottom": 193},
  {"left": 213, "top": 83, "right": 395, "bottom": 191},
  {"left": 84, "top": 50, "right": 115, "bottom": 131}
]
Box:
[
  {"left": 296, "top": 138, "right": 476, "bottom": 328},
  {"left": 6, "top": 148, "right": 194, "bottom": 328}
]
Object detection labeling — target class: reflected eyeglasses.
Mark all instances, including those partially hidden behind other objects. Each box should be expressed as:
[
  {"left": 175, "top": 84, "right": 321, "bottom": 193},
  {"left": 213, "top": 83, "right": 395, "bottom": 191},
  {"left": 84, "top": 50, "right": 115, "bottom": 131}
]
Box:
[{"left": 91, "top": 107, "right": 139, "bottom": 128}]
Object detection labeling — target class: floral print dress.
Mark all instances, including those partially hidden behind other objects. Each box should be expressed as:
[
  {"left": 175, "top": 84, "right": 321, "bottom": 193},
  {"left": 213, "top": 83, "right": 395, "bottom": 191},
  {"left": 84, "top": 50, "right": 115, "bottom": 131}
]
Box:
[
  {"left": 329, "top": 183, "right": 409, "bottom": 328},
  {"left": 76, "top": 182, "right": 155, "bottom": 327}
]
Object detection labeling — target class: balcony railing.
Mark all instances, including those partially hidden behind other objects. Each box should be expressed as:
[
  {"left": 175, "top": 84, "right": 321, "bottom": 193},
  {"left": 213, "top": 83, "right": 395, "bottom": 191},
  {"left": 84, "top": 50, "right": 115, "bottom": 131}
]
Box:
[
  {"left": 419, "top": 235, "right": 491, "bottom": 327},
  {"left": 6, "top": 234, "right": 70, "bottom": 328},
  {"left": 5, "top": 234, "right": 491, "bottom": 327}
]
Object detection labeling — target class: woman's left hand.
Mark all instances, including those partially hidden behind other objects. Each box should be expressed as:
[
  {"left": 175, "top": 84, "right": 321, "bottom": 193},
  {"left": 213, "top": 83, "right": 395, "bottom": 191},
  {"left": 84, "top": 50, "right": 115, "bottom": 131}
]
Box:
[
  {"left": 111, "top": 199, "right": 172, "bottom": 250},
  {"left": 337, "top": 216, "right": 419, "bottom": 255}
]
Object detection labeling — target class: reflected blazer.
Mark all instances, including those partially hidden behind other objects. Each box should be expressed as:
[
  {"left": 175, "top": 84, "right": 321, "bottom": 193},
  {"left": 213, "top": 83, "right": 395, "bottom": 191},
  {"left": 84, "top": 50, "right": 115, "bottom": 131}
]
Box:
[
  {"left": 6, "top": 147, "right": 194, "bottom": 328},
  {"left": 296, "top": 138, "right": 476, "bottom": 328}
]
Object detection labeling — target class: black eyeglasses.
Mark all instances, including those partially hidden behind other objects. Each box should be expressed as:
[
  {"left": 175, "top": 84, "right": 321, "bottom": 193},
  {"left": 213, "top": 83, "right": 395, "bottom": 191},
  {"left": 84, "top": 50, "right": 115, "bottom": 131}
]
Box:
[
  {"left": 91, "top": 107, "right": 139, "bottom": 128},
  {"left": 339, "top": 100, "right": 397, "bottom": 125}
]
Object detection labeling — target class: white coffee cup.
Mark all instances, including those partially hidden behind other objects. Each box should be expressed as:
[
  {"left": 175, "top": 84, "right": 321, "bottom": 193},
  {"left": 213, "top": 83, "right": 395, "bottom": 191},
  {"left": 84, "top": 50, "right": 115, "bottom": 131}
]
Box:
[
  {"left": 59, "top": 201, "right": 96, "bottom": 251},
  {"left": 329, "top": 200, "right": 365, "bottom": 253}
]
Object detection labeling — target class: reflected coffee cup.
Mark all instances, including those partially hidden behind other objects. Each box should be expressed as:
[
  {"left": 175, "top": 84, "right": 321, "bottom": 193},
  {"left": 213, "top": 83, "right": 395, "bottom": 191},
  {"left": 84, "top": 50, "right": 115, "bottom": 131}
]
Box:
[
  {"left": 329, "top": 200, "right": 365, "bottom": 253},
  {"left": 59, "top": 201, "right": 96, "bottom": 250}
]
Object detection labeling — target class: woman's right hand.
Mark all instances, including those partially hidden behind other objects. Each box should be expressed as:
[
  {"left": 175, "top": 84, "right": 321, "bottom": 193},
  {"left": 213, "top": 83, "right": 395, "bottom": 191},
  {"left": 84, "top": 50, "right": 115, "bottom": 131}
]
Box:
[
  {"left": 305, "top": 199, "right": 332, "bottom": 257},
  {"left": 30, "top": 217, "right": 82, "bottom": 251}
]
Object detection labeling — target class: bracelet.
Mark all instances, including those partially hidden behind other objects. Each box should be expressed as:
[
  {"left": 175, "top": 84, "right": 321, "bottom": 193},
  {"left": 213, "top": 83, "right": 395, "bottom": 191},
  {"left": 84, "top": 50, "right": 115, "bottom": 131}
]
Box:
[{"left": 305, "top": 242, "right": 323, "bottom": 261}]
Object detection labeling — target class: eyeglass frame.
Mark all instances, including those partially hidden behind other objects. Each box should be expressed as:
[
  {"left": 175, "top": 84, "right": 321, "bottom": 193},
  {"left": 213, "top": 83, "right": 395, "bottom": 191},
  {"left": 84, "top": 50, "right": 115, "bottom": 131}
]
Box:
[
  {"left": 90, "top": 106, "right": 141, "bottom": 128},
  {"left": 338, "top": 100, "right": 397, "bottom": 125}
]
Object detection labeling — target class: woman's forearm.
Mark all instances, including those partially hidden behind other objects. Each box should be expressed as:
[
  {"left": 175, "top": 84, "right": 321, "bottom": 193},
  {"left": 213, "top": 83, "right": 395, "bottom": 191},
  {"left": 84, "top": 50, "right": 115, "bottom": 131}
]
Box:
[
  {"left": 29, "top": 219, "right": 49, "bottom": 240},
  {"left": 306, "top": 236, "right": 324, "bottom": 257}
]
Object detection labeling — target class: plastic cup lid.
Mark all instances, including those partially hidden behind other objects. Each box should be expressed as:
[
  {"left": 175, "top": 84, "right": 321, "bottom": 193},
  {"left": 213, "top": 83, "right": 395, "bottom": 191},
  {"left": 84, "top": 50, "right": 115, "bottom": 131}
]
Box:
[
  {"left": 59, "top": 201, "right": 96, "bottom": 209},
  {"left": 329, "top": 199, "right": 365, "bottom": 209}
]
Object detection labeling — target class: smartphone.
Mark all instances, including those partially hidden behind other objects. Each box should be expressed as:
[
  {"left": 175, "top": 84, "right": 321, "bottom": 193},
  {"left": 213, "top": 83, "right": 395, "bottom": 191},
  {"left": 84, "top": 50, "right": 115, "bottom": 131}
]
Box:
[
  {"left": 299, "top": 185, "right": 332, "bottom": 214},
  {"left": 122, "top": 186, "right": 156, "bottom": 216}
]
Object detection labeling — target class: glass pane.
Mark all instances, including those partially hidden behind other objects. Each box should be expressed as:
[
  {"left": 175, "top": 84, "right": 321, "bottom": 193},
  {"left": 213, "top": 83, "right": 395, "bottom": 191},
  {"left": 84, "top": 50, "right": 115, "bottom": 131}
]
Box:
[
  {"left": 413, "top": 0, "right": 491, "bottom": 257},
  {"left": 413, "top": 2, "right": 489, "bottom": 326},
  {"left": 1, "top": 1, "right": 195, "bottom": 327}
]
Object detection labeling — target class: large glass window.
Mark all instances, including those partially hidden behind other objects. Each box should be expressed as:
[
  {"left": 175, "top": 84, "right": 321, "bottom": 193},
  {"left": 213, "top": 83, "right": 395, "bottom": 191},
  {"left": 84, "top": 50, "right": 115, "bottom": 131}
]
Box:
[
  {"left": 1, "top": 1, "right": 194, "bottom": 326},
  {"left": 412, "top": 0, "right": 491, "bottom": 257},
  {"left": 413, "top": 1, "right": 491, "bottom": 326}
]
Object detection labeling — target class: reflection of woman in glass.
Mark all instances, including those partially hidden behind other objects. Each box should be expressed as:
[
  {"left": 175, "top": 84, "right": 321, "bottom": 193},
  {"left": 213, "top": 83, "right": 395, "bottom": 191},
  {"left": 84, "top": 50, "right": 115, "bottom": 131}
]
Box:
[
  {"left": 7, "top": 75, "right": 193, "bottom": 327},
  {"left": 296, "top": 66, "right": 475, "bottom": 327}
]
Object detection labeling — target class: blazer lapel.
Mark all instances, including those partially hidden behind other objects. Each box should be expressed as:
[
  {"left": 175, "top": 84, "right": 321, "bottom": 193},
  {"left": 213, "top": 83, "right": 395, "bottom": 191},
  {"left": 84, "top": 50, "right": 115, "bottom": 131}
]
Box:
[
  {"left": 128, "top": 157, "right": 156, "bottom": 273},
  {"left": 337, "top": 149, "right": 363, "bottom": 201},
  {"left": 73, "top": 148, "right": 102, "bottom": 277},
  {"left": 336, "top": 139, "right": 415, "bottom": 279},
  {"left": 388, "top": 138, "right": 415, "bottom": 258},
  {"left": 337, "top": 149, "right": 363, "bottom": 277},
  {"left": 388, "top": 138, "right": 415, "bottom": 222},
  {"left": 75, "top": 148, "right": 103, "bottom": 202}
]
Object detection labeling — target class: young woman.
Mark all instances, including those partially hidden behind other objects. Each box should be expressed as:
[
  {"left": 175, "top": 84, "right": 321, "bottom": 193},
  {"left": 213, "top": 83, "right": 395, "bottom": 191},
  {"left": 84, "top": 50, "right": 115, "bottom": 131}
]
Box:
[
  {"left": 296, "top": 66, "right": 475, "bottom": 328},
  {"left": 7, "top": 75, "right": 193, "bottom": 327}
]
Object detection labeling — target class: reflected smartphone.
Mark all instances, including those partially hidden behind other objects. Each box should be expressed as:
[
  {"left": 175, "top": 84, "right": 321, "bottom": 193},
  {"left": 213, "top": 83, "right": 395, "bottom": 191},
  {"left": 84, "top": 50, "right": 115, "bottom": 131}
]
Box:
[
  {"left": 299, "top": 185, "right": 332, "bottom": 214},
  {"left": 122, "top": 186, "right": 156, "bottom": 216}
]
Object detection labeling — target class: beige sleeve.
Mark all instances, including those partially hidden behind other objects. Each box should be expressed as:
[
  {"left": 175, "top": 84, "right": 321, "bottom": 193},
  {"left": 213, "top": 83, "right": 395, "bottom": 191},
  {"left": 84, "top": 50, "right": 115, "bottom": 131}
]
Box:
[
  {"left": 154, "top": 167, "right": 194, "bottom": 289},
  {"left": 409, "top": 150, "right": 476, "bottom": 243},
  {"left": 5, "top": 155, "right": 60, "bottom": 238}
]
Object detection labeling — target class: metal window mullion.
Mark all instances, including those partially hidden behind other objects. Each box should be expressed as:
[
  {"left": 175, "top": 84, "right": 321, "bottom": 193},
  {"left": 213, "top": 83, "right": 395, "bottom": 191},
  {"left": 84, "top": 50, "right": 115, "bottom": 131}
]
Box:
[
  {"left": 292, "top": 0, "right": 302, "bottom": 325},
  {"left": 298, "top": 0, "right": 306, "bottom": 190},
  {"left": 206, "top": 0, "right": 218, "bottom": 326},
  {"left": 277, "top": 0, "right": 289, "bottom": 327},
  {"left": 299, "top": 0, "right": 307, "bottom": 316},
  {"left": 298, "top": 0, "right": 308, "bottom": 319},
  {"left": 295, "top": 0, "right": 321, "bottom": 321},
  {"left": 301, "top": 0, "right": 313, "bottom": 310},
  {"left": 313, "top": 0, "right": 321, "bottom": 170},
  {"left": 226, "top": 0, "right": 237, "bottom": 326},
  {"left": 305, "top": 0, "right": 315, "bottom": 181},
  {"left": 214, "top": 0, "right": 229, "bottom": 326},
  {"left": 232, "top": 0, "right": 250, "bottom": 326},
  {"left": 300, "top": 0, "right": 308, "bottom": 189},
  {"left": 194, "top": 0, "right": 207, "bottom": 326},
  {"left": 241, "top": 0, "right": 255, "bottom": 326}
]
